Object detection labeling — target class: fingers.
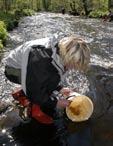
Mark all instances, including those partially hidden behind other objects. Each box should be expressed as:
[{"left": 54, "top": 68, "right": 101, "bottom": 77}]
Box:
[
  {"left": 60, "top": 87, "right": 72, "bottom": 97},
  {"left": 56, "top": 99, "right": 71, "bottom": 109}
]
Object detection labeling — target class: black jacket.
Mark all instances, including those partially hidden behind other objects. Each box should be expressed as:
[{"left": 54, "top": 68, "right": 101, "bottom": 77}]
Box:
[{"left": 26, "top": 45, "right": 62, "bottom": 116}]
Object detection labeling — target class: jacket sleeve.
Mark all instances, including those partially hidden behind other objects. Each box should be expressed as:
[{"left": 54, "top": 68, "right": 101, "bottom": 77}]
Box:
[{"left": 26, "top": 55, "right": 60, "bottom": 116}]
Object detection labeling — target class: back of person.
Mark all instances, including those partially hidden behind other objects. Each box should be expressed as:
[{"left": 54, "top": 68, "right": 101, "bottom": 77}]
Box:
[{"left": 4, "top": 36, "right": 58, "bottom": 89}]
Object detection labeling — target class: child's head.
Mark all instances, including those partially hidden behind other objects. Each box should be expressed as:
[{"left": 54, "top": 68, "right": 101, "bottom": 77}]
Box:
[{"left": 58, "top": 36, "right": 90, "bottom": 72}]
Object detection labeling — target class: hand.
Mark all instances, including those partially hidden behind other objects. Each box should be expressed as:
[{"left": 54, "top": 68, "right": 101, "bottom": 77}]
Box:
[
  {"left": 56, "top": 99, "right": 71, "bottom": 109},
  {"left": 59, "top": 87, "right": 72, "bottom": 97}
]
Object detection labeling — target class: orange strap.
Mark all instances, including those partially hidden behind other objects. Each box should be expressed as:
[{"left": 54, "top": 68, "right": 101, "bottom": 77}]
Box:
[
  {"left": 31, "top": 104, "right": 53, "bottom": 124},
  {"left": 12, "top": 89, "right": 53, "bottom": 124}
]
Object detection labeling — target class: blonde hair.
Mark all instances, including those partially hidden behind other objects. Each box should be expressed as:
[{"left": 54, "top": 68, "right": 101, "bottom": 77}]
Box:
[{"left": 58, "top": 36, "right": 90, "bottom": 72}]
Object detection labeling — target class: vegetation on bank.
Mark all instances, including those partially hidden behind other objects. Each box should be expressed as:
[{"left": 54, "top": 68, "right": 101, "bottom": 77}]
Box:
[
  {"left": 0, "top": 9, "right": 35, "bottom": 50},
  {"left": 0, "top": 21, "right": 7, "bottom": 49},
  {"left": 0, "top": 0, "right": 112, "bottom": 50}
]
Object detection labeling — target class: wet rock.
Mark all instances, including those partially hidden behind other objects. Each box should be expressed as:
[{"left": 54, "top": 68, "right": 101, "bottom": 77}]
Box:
[
  {"left": 104, "top": 77, "right": 113, "bottom": 99},
  {"left": 0, "top": 101, "right": 10, "bottom": 114},
  {"left": 89, "top": 77, "right": 109, "bottom": 119},
  {"left": 0, "top": 109, "right": 22, "bottom": 130}
]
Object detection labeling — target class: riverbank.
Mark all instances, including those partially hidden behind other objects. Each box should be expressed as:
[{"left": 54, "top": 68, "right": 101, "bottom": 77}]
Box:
[{"left": 0, "top": 9, "right": 35, "bottom": 50}]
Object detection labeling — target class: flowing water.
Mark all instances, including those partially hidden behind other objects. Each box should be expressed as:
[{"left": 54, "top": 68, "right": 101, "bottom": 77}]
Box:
[{"left": 0, "top": 12, "right": 113, "bottom": 146}]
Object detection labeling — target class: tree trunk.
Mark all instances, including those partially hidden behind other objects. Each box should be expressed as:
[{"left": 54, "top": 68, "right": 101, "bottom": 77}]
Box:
[
  {"left": 42, "top": 0, "right": 51, "bottom": 11},
  {"left": 108, "top": 0, "right": 113, "bottom": 9},
  {"left": 82, "top": 0, "right": 89, "bottom": 16},
  {"left": 4, "top": 0, "right": 8, "bottom": 12},
  {"left": 36, "top": 0, "right": 41, "bottom": 11}
]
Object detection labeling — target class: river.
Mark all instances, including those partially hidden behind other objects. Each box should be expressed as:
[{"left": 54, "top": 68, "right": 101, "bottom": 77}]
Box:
[{"left": 0, "top": 12, "right": 113, "bottom": 146}]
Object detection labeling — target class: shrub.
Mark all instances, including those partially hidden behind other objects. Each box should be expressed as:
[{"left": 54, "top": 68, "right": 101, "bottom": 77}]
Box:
[
  {"left": 0, "top": 40, "right": 3, "bottom": 50},
  {"left": 22, "top": 9, "right": 35, "bottom": 16},
  {"left": 0, "top": 21, "right": 7, "bottom": 44},
  {"left": 0, "top": 12, "right": 16, "bottom": 31},
  {"left": 89, "top": 10, "right": 108, "bottom": 18}
]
